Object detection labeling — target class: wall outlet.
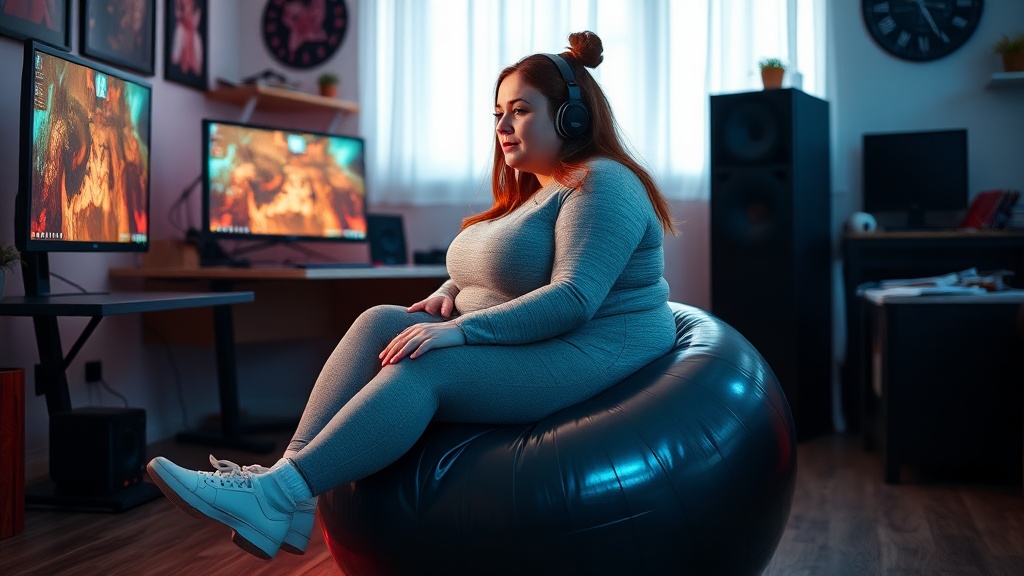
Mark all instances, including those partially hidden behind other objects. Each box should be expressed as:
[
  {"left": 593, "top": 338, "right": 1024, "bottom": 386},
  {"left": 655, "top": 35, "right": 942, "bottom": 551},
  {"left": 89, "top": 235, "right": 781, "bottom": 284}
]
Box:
[{"left": 85, "top": 360, "right": 102, "bottom": 383}]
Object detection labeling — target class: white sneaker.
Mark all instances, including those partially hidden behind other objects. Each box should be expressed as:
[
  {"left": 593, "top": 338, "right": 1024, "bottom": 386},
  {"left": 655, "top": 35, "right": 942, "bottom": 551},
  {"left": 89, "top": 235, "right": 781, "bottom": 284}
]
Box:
[
  {"left": 223, "top": 459, "right": 317, "bottom": 555},
  {"left": 147, "top": 456, "right": 294, "bottom": 560},
  {"left": 279, "top": 496, "right": 317, "bottom": 555}
]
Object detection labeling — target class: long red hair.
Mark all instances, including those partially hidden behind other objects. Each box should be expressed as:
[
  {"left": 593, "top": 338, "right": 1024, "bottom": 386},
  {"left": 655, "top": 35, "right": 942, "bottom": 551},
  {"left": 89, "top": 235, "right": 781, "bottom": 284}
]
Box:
[{"left": 462, "top": 32, "right": 674, "bottom": 233}]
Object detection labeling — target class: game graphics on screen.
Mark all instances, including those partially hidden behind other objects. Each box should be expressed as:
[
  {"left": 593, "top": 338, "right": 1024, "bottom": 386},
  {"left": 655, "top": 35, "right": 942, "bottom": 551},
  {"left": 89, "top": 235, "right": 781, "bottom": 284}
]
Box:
[
  {"left": 28, "top": 51, "right": 150, "bottom": 245},
  {"left": 206, "top": 123, "right": 367, "bottom": 240}
]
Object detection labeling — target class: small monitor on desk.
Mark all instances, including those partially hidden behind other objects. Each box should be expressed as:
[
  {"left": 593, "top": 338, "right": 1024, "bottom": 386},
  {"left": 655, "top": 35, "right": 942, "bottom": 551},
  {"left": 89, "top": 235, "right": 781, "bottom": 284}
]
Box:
[
  {"left": 197, "top": 119, "right": 369, "bottom": 266},
  {"left": 862, "top": 129, "right": 968, "bottom": 230}
]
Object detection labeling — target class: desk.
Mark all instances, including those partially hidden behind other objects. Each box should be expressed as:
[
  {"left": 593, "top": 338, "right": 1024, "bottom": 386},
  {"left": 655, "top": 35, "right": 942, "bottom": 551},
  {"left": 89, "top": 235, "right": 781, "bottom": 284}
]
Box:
[
  {"left": 108, "top": 265, "right": 449, "bottom": 447},
  {"left": 841, "top": 230, "right": 1024, "bottom": 431},
  {"left": 0, "top": 290, "right": 254, "bottom": 510},
  {"left": 860, "top": 290, "right": 1024, "bottom": 485}
]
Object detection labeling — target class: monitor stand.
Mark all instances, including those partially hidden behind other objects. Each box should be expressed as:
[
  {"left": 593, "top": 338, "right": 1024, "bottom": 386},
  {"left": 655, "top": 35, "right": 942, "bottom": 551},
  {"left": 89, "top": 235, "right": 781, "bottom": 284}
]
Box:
[
  {"left": 884, "top": 208, "right": 940, "bottom": 231},
  {"left": 905, "top": 207, "right": 929, "bottom": 229},
  {"left": 186, "top": 229, "right": 247, "bottom": 267},
  {"left": 905, "top": 207, "right": 927, "bottom": 230},
  {"left": 22, "top": 251, "right": 51, "bottom": 297}
]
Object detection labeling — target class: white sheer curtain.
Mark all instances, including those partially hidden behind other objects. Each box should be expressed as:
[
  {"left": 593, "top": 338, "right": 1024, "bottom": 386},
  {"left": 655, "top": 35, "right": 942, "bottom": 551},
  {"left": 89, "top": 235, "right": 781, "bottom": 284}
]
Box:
[{"left": 359, "top": 0, "right": 827, "bottom": 206}]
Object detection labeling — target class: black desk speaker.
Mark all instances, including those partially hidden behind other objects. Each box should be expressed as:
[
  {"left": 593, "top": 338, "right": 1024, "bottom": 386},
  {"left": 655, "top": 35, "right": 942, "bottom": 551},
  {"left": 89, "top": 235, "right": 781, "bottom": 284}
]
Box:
[
  {"left": 50, "top": 407, "right": 146, "bottom": 493},
  {"left": 710, "top": 89, "right": 832, "bottom": 440},
  {"left": 368, "top": 214, "right": 408, "bottom": 265}
]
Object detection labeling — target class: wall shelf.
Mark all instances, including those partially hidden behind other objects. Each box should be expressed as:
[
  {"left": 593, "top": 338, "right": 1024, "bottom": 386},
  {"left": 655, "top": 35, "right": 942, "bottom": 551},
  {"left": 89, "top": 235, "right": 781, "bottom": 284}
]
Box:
[
  {"left": 206, "top": 84, "right": 359, "bottom": 131},
  {"left": 986, "top": 71, "right": 1024, "bottom": 89}
]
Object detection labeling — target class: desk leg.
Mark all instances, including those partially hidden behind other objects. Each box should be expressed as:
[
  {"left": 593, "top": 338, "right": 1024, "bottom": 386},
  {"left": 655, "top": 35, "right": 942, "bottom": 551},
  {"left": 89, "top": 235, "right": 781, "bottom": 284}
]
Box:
[
  {"left": 26, "top": 316, "right": 162, "bottom": 511},
  {"left": 31, "top": 316, "right": 71, "bottom": 414},
  {"left": 859, "top": 303, "right": 872, "bottom": 451},
  {"left": 877, "top": 306, "right": 902, "bottom": 485},
  {"left": 175, "top": 304, "right": 275, "bottom": 454}
]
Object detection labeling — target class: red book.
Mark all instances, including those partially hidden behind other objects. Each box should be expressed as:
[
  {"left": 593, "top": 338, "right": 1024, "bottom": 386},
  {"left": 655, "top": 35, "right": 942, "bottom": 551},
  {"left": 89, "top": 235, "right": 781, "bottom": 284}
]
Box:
[
  {"left": 961, "top": 190, "right": 1007, "bottom": 229},
  {"left": 991, "top": 190, "right": 1020, "bottom": 229}
]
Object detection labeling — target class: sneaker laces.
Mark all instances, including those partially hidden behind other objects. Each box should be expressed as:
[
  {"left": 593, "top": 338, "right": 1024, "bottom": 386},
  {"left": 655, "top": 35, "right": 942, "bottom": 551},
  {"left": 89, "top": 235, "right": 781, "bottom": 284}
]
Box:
[
  {"left": 206, "top": 455, "right": 270, "bottom": 488},
  {"left": 206, "top": 456, "right": 314, "bottom": 511}
]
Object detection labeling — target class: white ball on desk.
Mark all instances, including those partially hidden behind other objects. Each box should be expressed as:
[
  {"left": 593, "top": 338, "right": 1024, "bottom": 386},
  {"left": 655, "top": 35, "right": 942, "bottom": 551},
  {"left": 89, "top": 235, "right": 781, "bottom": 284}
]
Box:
[{"left": 846, "top": 212, "right": 877, "bottom": 234}]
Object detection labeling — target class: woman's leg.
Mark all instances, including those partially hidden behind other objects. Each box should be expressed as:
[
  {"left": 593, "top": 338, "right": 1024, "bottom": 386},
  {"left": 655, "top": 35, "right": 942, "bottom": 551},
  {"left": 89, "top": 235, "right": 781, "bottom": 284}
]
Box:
[
  {"left": 147, "top": 307, "right": 672, "bottom": 559},
  {"left": 147, "top": 304, "right": 444, "bottom": 559},
  {"left": 290, "top": 311, "right": 674, "bottom": 495},
  {"left": 284, "top": 304, "right": 440, "bottom": 459}
]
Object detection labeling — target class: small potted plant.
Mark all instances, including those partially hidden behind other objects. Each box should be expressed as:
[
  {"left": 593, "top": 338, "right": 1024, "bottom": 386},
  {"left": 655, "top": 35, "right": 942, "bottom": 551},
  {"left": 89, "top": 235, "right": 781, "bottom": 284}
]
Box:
[
  {"left": 0, "top": 243, "right": 20, "bottom": 300},
  {"left": 318, "top": 72, "right": 339, "bottom": 97},
  {"left": 758, "top": 57, "right": 786, "bottom": 90},
  {"left": 993, "top": 33, "right": 1024, "bottom": 73}
]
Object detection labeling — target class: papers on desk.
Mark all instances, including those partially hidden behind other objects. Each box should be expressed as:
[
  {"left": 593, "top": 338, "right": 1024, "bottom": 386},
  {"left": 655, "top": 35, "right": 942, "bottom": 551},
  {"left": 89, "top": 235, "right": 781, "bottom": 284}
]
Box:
[
  {"left": 861, "top": 285, "right": 987, "bottom": 301},
  {"left": 876, "top": 273, "right": 960, "bottom": 288},
  {"left": 857, "top": 267, "right": 1011, "bottom": 303},
  {"left": 875, "top": 268, "right": 975, "bottom": 289}
]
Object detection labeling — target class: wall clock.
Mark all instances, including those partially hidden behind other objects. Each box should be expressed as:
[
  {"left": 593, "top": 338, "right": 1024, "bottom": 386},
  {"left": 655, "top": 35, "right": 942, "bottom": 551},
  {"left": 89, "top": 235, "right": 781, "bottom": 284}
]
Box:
[
  {"left": 262, "top": 0, "right": 348, "bottom": 69},
  {"left": 862, "top": 0, "right": 983, "bottom": 62}
]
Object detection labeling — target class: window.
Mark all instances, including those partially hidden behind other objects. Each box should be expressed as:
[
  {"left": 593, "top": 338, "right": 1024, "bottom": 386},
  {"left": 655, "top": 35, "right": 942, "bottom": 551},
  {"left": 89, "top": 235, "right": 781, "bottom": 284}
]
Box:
[{"left": 360, "top": 0, "right": 827, "bottom": 205}]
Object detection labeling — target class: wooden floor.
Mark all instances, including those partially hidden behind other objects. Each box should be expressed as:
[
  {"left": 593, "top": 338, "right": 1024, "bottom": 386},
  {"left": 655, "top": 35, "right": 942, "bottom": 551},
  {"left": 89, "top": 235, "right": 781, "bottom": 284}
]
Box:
[
  {"left": 0, "top": 432, "right": 338, "bottom": 576},
  {"left": 764, "top": 434, "right": 1024, "bottom": 576},
  {"left": 1, "top": 432, "right": 1021, "bottom": 575}
]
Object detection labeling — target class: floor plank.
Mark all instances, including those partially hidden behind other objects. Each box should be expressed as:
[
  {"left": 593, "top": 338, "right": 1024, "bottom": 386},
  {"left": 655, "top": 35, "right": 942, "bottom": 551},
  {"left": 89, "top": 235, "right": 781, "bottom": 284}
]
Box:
[
  {"left": 0, "top": 431, "right": 337, "bottom": 576},
  {"left": 1, "top": 432, "right": 1022, "bottom": 575},
  {"left": 764, "top": 433, "right": 1024, "bottom": 576}
]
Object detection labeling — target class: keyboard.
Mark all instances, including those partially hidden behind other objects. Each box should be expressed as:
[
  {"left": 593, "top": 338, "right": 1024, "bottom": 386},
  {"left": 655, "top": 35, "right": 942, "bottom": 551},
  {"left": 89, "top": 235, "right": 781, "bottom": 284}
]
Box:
[{"left": 295, "top": 261, "right": 375, "bottom": 269}]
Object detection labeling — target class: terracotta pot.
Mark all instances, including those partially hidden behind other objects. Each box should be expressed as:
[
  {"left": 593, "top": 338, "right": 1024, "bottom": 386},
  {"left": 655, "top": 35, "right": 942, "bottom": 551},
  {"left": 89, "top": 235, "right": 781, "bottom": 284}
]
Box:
[
  {"left": 761, "top": 67, "right": 784, "bottom": 89},
  {"left": 1001, "top": 51, "right": 1024, "bottom": 73},
  {"left": 319, "top": 84, "right": 338, "bottom": 98}
]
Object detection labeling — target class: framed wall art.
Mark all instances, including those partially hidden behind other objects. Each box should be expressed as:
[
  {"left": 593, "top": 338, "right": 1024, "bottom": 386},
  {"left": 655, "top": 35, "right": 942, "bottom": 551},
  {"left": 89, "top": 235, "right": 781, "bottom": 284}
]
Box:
[
  {"left": 164, "top": 0, "right": 207, "bottom": 90},
  {"left": 0, "top": 0, "right": 71, "bottom": 51},
  {"left": 81, "top": 0, "right": 155, "bottom": 75}
]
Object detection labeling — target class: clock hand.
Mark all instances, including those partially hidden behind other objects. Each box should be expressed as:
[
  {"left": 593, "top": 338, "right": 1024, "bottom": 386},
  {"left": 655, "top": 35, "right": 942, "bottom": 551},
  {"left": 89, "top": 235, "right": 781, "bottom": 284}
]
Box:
[{"left": 910, "top": 0, "right": 945, "bottom": 41}]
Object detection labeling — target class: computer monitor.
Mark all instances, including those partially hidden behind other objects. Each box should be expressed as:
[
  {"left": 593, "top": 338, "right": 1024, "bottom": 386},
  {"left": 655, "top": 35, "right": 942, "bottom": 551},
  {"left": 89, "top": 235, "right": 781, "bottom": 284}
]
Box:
[
  {"left": 199, "top": 119, "right": 368, "bottom": 264},
  {"left": 862, "top": 129, "right": 968, "bottom": 229},
  {"left": 15, "top": 41, "right": 152, "bottom": 295}
]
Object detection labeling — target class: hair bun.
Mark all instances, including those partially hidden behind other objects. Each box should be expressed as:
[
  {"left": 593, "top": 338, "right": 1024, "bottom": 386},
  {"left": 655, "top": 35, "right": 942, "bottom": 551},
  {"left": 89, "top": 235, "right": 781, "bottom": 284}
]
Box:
[{"left": 565, "top": 31, "right": 604, "bottom": 69}]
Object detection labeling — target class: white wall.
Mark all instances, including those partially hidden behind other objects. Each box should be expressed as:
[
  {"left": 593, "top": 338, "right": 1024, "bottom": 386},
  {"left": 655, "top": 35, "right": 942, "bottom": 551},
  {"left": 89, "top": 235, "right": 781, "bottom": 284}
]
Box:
[
  {"left": 829, "top": 2, "right": 1024, "bottom": 218},
  {"left": 2, "top": 1, "right": 1023, "bottom": 479},
  {"left": 826, "top": 2, "right": 1024, "bottom": 414}
]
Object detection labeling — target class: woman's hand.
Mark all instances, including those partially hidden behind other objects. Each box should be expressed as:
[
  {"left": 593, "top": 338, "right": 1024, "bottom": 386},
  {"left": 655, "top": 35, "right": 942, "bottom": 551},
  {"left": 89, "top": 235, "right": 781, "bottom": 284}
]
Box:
[
  {"left": 407, "top": 294, "right": 455, "bottom": 318},
  {"left": 380, "top": 321, "right": 465, "bottom": 365}
]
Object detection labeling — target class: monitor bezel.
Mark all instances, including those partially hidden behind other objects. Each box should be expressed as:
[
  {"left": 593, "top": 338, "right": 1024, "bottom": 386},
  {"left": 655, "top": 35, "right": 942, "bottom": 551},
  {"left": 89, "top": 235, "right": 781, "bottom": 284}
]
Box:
[
  {"left": 861, "top": 128, "right": 969, "bottom": 215},
  {"left": 15, "top": 40, "right": 153, "bottom": 254},
  {"left": 200, "top": 118, "right": 369, "bottom": 245}
]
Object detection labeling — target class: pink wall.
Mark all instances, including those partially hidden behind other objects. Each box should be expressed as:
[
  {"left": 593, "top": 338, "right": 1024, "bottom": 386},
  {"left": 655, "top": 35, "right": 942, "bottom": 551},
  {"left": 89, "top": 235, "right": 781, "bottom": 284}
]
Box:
[{"left": 0, "top": 0, "right": 708, "bottom": 480}]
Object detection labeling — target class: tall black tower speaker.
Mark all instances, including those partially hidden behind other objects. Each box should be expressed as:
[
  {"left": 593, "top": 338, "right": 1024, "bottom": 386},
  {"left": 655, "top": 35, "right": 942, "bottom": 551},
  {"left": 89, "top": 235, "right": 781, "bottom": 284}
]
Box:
[{"left": 710, "top": 88, "right": 832, "bottom": 440}]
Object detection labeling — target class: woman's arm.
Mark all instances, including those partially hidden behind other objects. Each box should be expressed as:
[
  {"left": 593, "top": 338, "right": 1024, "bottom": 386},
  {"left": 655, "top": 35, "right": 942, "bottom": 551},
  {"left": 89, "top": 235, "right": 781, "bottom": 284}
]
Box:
[
  {"left": 455, "top": 163, "right": 654, "bottom": 344},
  {"left": 407, "top": 279, "right": 460, "bottom": 317}
]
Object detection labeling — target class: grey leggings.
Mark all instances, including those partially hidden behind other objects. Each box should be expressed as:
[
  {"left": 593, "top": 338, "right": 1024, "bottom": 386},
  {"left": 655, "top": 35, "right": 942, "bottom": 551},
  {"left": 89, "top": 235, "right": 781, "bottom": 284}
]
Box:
[{"left": 286, "top": 304, "right": 673, "bottom": 495}]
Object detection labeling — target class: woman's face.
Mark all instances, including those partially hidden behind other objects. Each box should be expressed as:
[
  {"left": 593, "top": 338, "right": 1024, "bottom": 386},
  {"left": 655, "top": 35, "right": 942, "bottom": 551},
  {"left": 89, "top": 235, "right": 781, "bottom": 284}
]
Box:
[{"left": 495, "top": 71, "right": 562, "bottom": 186}]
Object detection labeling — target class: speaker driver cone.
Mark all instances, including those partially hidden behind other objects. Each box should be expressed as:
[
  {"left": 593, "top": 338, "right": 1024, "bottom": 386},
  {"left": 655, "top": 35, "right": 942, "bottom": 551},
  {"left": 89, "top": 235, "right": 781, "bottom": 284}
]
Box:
[{"left": 721, "top": 102, "right": 781, "bottom": 162}]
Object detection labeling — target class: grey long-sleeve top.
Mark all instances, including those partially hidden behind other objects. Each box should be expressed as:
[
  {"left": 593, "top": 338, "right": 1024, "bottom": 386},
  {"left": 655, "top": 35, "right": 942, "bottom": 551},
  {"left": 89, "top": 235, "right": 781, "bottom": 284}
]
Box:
[{"left": 433, "top": 157, "right": 671, "bottom": 345}]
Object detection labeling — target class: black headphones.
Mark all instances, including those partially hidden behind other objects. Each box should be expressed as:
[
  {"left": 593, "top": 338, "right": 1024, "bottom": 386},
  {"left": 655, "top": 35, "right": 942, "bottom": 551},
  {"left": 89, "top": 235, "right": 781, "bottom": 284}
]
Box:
[{"left": 541, "top": 53, "right": 590, "bottom": 139}]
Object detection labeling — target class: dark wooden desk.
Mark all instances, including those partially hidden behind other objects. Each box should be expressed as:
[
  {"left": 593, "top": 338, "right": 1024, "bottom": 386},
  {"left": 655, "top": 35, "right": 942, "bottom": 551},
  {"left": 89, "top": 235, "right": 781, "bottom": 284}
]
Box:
[
  {"left": 109, "top": 264, "right": 449, "bottom": 343},
  {"left": 0, "top": 291, "right": 253, "bottom": 413},
  {"left": 841, "top": 230, "right": 1024, "bottom": 431},
  {"left": 0, "top": 290, "right": 254, "bottom": 511},
  {"left": 108, "top": 265, "right": 449, "bottom": 448},
  {"left": 860, "top": 290, "right": 1024, "bottom": 485}
]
